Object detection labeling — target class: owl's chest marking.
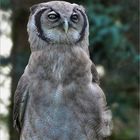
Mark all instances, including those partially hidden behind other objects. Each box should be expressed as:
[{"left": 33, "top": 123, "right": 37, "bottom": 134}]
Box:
[
  {"left": 53, "top": 84, "right": 63, "bottom": 105},
  {"left": 52, "top": 56, "right": 65, "bottom": 81}
]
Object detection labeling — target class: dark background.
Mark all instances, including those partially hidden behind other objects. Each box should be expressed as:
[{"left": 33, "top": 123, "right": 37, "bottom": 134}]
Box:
[{"left": 0, "top": 0, "right": 139, "bottom": 140}]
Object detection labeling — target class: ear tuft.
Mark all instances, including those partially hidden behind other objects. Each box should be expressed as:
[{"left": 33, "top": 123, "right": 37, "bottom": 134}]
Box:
[
  {"left": 30, "top": 4, "right": 38, "bottom": 14},
  {"left": 72, "top": 3, "right": 86, "bottom": 13},
  {"left": 79, "top": 5, "right": 86, "bottom": 13}
]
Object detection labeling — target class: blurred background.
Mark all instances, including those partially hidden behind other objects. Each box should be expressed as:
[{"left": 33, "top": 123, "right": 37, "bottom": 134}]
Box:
[{"left": 0, "top": 0, "right": 139, "bottom": 140}]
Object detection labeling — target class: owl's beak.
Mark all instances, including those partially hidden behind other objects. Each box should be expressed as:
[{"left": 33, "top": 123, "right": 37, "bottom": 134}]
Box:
[{"left": 63, "top": 19, "right": 69, "bottom": 33}]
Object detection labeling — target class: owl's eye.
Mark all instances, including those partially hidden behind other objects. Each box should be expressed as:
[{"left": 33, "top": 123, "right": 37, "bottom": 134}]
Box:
[
  {"left": 71, "top": 13, "right": 79, "bottom": 23},
  {"left": 47, "top": 11, "right": 60, "bottom": 21}
]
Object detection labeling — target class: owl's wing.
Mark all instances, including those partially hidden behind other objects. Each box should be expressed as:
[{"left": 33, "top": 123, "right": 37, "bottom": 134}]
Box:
[
  {"left": 13, "top": 74, "right": 30, "bottom": 132},
  {"left": 89, "top": 83, "right": 112, "bottom": 139},
  {"left": 91, "top": 63, "right": 100, "bottom": 84},
  {"left": 83, "top": 83, "right": 112, "bottom": 139},
  {"left": 90, "top": 63, "right": 112, "bottom": 138}
]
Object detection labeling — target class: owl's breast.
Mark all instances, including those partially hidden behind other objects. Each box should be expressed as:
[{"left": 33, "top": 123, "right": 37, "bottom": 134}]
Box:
[
  {"left": 44, "top": 50, "right": 92, "bottom": 84},
  {"left": 28, "top": 47, "right": 92, "bottom": 84},
  {"left": 22, "top": 80, "right": 87, "bottom": 140}
]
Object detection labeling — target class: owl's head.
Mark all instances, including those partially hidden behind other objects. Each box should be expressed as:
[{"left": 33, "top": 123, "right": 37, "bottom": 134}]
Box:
[{"left": 27, "top": 1, "right": 89, "bottom": 50}]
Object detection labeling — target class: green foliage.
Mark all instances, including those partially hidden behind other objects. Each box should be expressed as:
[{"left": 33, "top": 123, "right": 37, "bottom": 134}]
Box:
[
  {"left": 0, "top": 113, "right": 9, "bottom": 126},
  {"left": 86, "top": 1, "right": 138, "bottom": 65},
  {"left": 0, "top": 0, "right": 11, "bottom": 10},
  {"left": 0, "top": 56, "right": 11, "bottom": 66},
  {"left": 85, "top": 1, "right": 139, "bottom": 140}
]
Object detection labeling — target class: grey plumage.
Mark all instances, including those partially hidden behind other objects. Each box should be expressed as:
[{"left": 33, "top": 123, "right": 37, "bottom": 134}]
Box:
[{"left": 13, "top": 1, "right": 112, "bottom": 140}]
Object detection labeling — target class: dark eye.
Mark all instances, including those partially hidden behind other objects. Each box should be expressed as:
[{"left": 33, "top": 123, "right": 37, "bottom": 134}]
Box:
[
  {"left": 71, "top": 13, "right": 79, "bottom": 23},
  {"left": 47, "top": 11, "right": 60, "bottom": 21}
]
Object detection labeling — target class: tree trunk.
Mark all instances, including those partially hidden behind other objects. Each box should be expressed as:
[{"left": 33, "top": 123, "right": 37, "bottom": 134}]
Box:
[{"left": 9, "top": 8, "right": 30, "bottom": 140}]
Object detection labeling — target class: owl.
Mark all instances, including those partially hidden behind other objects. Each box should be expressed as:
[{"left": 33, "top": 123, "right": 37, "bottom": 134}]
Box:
[{"left": 13, "top": 1, "right": 112, "bottom": 140}]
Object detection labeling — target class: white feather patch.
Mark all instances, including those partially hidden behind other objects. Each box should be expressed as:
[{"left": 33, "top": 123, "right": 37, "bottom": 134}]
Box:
[{"left": 53, "top": 84, "right": 63, "bottom": 105}]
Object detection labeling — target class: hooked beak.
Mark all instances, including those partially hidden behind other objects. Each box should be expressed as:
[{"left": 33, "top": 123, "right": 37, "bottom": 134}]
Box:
[{"left": 63, "top": 19, "right": 69, "bottom": 33}]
